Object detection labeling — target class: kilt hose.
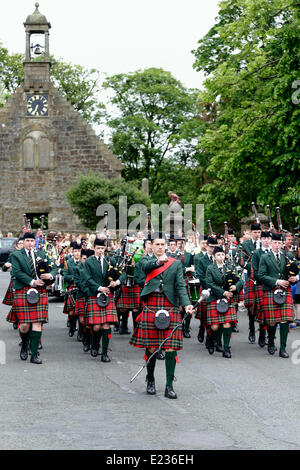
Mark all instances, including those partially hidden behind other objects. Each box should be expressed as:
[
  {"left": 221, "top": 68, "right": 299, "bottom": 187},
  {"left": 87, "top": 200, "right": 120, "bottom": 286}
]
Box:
[
  {"left": 129, "top": 292, "right": 183, "bottom": 350},
  {"left": 206, "top": 300, "right": 238, "bottom": 326},
  {"left": 8, "top": 286, "right": 48, "bottom": 324},
  {"left": 260, "top": 287, "right": 294, "bottom": 324},
  {"left": 85, "top": 293, "right": 118, "bottom": 326},
  {"left": 2, "top": 280, "right": 15, "bottom": 306},
  {"left": 63, "top": 285, "right": 76, "bottom": 314},
  {"left": 195, "top": 287, "right": 207, "bottom": 326},
  {"left": 255, "top": 284, "right": 264, "bottom": 324},
  {"left": 116, "top": 285, "right": 141, "bottom": 310}
]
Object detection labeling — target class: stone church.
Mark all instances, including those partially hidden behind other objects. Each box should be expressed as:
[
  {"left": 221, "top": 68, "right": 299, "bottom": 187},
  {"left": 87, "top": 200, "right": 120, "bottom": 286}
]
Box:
[{"left": 0, "top": 3, "right": 123, "bottom": 233}]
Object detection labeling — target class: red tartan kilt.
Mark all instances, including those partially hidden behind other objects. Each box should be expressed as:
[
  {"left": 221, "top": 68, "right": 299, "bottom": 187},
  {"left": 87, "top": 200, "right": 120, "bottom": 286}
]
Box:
[
  {"left": 74, "top": 297, "right": 87, "bottom": 318},
  {"left": 245, "top": 279, "right": 256, "bottom": 309},
  {"left": 116, "top": 285, "right": 141, "bottom": 310},
  {"left": 85, "top": 293, "right": 118, "bottom": 325},
  {"left": 2, "top": 280, "right": 15, "bottom": 306},
  {"left": 129, "top": 292, "right": 183, "bottom": 350},
  {"left": 255, "top": 285, "right": 264, "bottom": 323},
  {"left": 63, "top": 285, "right": 76, "bottom": 314},
  {"left": 261, "top": 287, "right": 294, "bottom": 323},
  {"left": 206, "top": 300, "right": 237, "bottom": 325},
  {"left": 6, "top": 307, "right": 17, "bottom": 323},
  {"left": 9, "top": 286, "right": 48, "bottom": 324}
]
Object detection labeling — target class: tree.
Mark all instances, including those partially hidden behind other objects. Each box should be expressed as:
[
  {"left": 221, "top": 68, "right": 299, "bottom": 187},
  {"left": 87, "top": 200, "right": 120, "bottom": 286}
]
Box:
[
  {"left": 0, "top": 43, "right": 104, "bottom": 125},
  {"left": 66, "top": 172, "right": 152, "bottom": 231},
  {"left": 192, "top": 0, "right": 300, "bottom": 231},
  {"left": 103, "top": 68, "right": 202, "bottom": 198}
]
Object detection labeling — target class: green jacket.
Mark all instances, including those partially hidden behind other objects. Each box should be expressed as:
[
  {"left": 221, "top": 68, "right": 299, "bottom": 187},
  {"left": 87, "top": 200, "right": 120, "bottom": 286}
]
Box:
[
  {"left": 206, "top": 263, "right": 243, "bottom": 303},
  {"left": 81, "top": 255, "right": 125, "bottom": 297},
  {"left": 11, "top": 248, "right": 57, "bottom": 290},
  {"left": 62, "top": 257, "right": 81, "bottom": 287},
  {"left": 241, "top": 239, "right": 258, "bottom": 275},
  {"left": 195, "top": 253, "right": 214, "bottom": 289},
  {"left": 134, "top": 254, "right": 153, "bottom": 287},
  {"left": 140, "top": 257, "right": 190, "bottom": 307},
  {"left": 73, "top": 262, "right": 88, "bottom": 299},
  {"left": 258, "top": 251, "right": 294, "bottom": 291},
  {"left": 252, "top": 248, "right": 270, "bottom": 283}
]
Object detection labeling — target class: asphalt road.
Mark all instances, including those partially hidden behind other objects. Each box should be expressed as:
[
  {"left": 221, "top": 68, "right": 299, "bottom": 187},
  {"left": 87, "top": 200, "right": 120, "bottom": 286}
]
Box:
[{"left": 1, "top": 271, "right": 300, "bottom": 450}]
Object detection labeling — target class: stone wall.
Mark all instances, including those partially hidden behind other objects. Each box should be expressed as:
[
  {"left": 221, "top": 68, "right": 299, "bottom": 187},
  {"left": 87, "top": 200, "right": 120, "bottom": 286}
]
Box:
[{"left": 0, "top": 83, "right": 123, "bottom": 233}]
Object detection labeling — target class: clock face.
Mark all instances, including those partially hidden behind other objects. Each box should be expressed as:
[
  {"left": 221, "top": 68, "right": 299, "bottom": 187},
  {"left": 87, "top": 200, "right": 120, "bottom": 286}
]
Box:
[{"left": 26, "top": 94, "right": 48, "bottom": 117}]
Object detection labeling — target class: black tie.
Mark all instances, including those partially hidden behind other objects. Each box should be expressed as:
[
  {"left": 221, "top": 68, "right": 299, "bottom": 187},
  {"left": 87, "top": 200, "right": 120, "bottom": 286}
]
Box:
[
  {"left": 276, "top": 253, "right": 281, "bottom": 268},
  {"left": 99, "top": 257, "right": 103, "bottom": 274},
  {"left": 28, "top": 250, "right": 36, "bottom": 278}
]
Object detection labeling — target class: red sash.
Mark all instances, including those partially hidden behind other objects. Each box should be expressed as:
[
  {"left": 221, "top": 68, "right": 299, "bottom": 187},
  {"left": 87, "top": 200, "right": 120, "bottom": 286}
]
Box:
[{"left": 145, "top": 257, "right": 176, "bottom": 284}]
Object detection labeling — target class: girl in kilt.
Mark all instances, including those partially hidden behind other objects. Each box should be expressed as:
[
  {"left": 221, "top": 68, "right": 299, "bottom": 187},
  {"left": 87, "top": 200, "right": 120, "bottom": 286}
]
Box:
[
  {"left": 80, "top": 238, "right": 125, "bottom": 362},
  {"left": 62, "top": 243, "right": 82, "bottom": 338},
  {"left": 205, "top": 246, "right": 243, "bottom": 358},
  {"left": 129, "top": 234, "right": 194, "bottom": 399},
  {"left": 258, "top": 232, "right": 299, "bottom": 358},
  {"left": 10, "top": 232, "right": 57, "bottom": 364}
]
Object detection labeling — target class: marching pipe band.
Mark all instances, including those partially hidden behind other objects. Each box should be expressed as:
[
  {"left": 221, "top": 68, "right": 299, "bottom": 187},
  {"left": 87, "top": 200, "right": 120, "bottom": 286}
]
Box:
[{"left": 1, "top": 205, "right": 299, "bottom": 398}]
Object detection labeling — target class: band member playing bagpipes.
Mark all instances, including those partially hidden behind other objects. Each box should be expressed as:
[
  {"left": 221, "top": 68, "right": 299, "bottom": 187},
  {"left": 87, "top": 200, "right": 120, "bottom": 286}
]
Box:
[
  {"left": 79, "top": 238, "right": 126, "bottom": 362},
  {"left": 251, "top": 230, "right": 272, "bottom": 348},
  {"left": 258, "top": 232, "right": 299, "bottom": 358},
  {"left": 73, "top": 249, "right": 91, "bottom": 352},
  {"left": 194, "top": 236, "right": 218, "bottom": 344},
  {"left": 129, "top": 233, "right": 194, "bottom": 399},
  {"left": 2, "top": 238, "right": 24, "bottom": 329},
  {"left": 9, "top": 232, "right": 58, "bottom": 364},
  {"left": 62, "top": 242, "right": 82, "bottom": 339},
  {"left": 241, "top": 217, "right": 262, "bottom": 344},
  {"left": 205, "top": 246, "right": 243, "bottom": 358}
]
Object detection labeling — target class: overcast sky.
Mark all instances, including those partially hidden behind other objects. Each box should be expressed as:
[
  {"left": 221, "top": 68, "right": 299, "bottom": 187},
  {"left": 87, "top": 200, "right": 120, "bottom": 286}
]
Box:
[{"left": 1, "top": 0, "right": 221, "bottom": 90}]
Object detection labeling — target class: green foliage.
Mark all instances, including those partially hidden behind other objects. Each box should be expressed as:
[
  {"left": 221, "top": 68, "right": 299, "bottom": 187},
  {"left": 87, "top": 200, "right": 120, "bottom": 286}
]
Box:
[
  {"left": 192, "top": 0, "right": 300, "bottom": 231},
  {"left": 103, "top": 68, "right": 202, "bottom": 196},
  {"left": 0, "top": 43, "right": 24, "bottom": 101},
  {"left": 66, "top": 173, "right": 152, "bottom": 230}
]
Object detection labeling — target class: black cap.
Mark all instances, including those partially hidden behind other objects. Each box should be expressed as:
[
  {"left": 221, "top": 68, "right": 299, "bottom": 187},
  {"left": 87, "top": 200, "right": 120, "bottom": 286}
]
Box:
[
  {"left": 23, "top": 232, "right": 35, "bottom": 240},
  {"left": 213, "top": 246, "right": 225, "bottom": 255},
  {"left": 72, "top": 242, "right": 82, "bottom": 250},
  {"left": 251, "top": 223, "right": 261, "bottom": 231},
  {"left": 261, "top": 231, "right": 271, "bottom": 238},
  {"left": 228, "top": 229, "right": 234, "bottom": 235},
  {"left": 94, "top": 238, "right": 106, "bottom": 247},
  {"left": 272, "top": 232, "right": 283, "bottom": 241},
  {"left": 207, "top": 236, "right": 218, "bottom": 245}
]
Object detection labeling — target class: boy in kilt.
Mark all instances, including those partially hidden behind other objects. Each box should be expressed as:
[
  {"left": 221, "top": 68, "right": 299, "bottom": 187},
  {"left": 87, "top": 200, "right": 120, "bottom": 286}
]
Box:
[
  {"left": 205, "top": 246, "right": 243, "bottom": 358},
  {"left": 10, "top": 232, "right": 57, "bottom": 364},
  {"left": 251, "top": 231, "right": 272, "bottom": 348},
  {"left": 241, "top": 223, "right": 261, "bottom": 343},
  {"left": 195, "top": 237, "right": 218, "bottom": 343},
  {"left": 129, "top": 233, "right": 194, "bottom": 399},
  {"left": 258, "top": 232, "right": 299, "bottom": 358},
  {"left": 80, "top": 238, "right": 125, "bottom": 362},
  {"left": 62, "top": 243, "right": 82, "bottom": 338},
  {"left": 73, "top": 249, "right": 90, "bottom": 352}
]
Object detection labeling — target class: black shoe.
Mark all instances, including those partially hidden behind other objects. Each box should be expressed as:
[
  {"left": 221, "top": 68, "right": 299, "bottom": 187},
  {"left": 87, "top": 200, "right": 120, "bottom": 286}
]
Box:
[
  {"left": 90, "top": 348, "right": 99, "bottom": 358},
  {"left": 68, "top": 328, "right": 75, "bottom": 337},
  {"left": 83, "top": 343, "right": 90, "bottom": 352},
  {"left": 222, "top": 348, "right": 232, "bottom": 358},
  {"left": 101, "top": 353, "right": 111, "bottom": 363},
  {"left": 248, "top": 329, "right": 255, "bottom": 343},
  {"left": 113, "top": 325, "right": 119, "bottom": 333},
  {"left": 197, "top": 327, "right": 205, "bottom": 343},
  {"left": 20, "top": 343, "right": 28, "bottom": 361},
  {"left": 258, "top": 331, "right": 266, "bottom": 348},
  {"left": 119, "top": 327, "right": 131, "bottom": 335},
  {"left": 30, "top": 354, "right": 42, "bottom": 364},
  {"left": 164, "top": 386, "right": 177, "bottom": 399},
  {"left": 216, "top": 344, "right": 224, "bottom": 353},
  {"left": 183, "top": 330, "right": 191, "bottom": 338},
  {"left": 232, "top": 324, "right": 239, "bottom": 333},
  {"left": 146, "top": 379, "right": 156, "bottom": 395},
  {"left": 13, "top": 321, "right": 19, "bottom": 330},
  {"left": 279, "top": 349, "right": 289, "bottom": 358},
  {"left": 206, "top": 334, "right": 215, "bottom": 355},
  {"left": 156, "top": 350, "right": 165, "bottom": 360},
  {"left": 268, "top": 343, "right": 276, "bottom": 355}
]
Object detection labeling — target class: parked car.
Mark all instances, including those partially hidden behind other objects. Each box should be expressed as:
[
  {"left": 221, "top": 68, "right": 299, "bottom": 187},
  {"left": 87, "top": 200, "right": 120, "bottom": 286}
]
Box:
[{"left": 0, "top": 238, "right": 18, "bottom": 266}]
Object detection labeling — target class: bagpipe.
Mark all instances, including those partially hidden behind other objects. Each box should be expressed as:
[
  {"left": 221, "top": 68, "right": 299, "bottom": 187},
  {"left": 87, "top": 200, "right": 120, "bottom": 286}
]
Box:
[{"left": 217, "top": 264, "right": 241, "bottom": 314}]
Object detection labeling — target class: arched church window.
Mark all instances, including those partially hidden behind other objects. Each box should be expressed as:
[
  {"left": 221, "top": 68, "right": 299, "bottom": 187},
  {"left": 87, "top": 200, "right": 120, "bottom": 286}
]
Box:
[{"left": 23, "top": 130, "right": 50, "bottom": 170}]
